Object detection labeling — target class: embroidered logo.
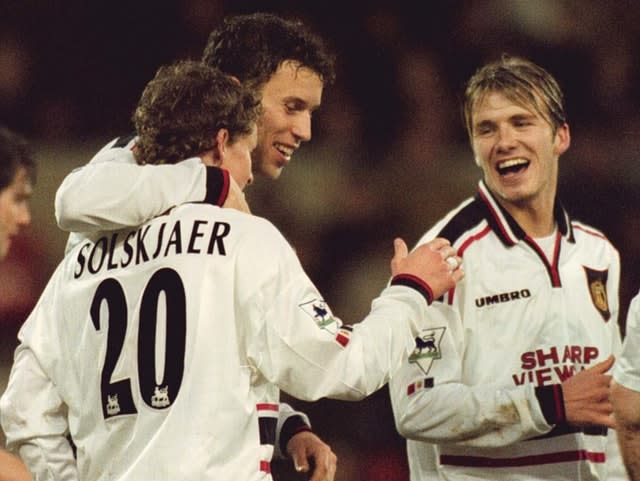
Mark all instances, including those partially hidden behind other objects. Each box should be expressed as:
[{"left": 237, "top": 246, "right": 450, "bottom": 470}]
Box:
[
  {"left": 299, "top": 298, "right": 339, "bottom": 334},
  {"left": 151, "top": 385, "right": 170, "bottom": 408},
  {"left": 408, "top": 327, "right": 446, "bottom": 375},
  {"left": 106, "top": 394, "right": 121, "bottom": 416},
  {"left": 584, "top": 266, "right": 610, "bottom": 321},
  {"left": 335, "top": 324, "right": 353, "bottom": 347}
]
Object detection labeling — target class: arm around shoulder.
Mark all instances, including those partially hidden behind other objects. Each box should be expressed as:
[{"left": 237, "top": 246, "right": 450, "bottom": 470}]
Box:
[{"left": 55, "top": 152, "right": 219, "bottom": 232}]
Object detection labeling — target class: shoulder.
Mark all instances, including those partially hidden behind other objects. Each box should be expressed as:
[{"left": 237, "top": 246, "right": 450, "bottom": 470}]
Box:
[
  {"left": 173, "top": 204, "right": 289, "bottom": 245},
  {"left": 571, "top": 219, "right": 619, "bottom": 253},
  {"left": 88, "top": 136, "right": 137, "bottom": 165},
  {"left": 415, "top": 196, "right": 485, "bottom": 247}
]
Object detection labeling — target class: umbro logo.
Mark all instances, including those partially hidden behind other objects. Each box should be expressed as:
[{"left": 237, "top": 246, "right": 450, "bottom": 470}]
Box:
[{"left": 475, "top": 289, "right": 531, "bottom": 308}]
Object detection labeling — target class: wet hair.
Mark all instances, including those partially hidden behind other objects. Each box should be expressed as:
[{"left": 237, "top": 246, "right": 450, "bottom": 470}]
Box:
[
  {"left": 463, "top": 54, "right": 567, "bottom": 139},
  {"left": 0, "top": 126, "right": 36, "bottom": 190},
  {"left": 133, "top": 60, "right": 262, "bottom": 165},
  {"left": 202, "top": 12, "right": 336, "bottom": 92}
]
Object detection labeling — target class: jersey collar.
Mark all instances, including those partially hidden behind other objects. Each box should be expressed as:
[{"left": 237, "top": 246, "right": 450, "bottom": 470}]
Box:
[{"left": 476, "top": 181, "right": 575, "bottom": 247}]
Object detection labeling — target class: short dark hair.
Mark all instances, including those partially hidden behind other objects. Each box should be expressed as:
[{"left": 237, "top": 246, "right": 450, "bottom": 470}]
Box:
[
  {"left": 0, "top": 126, "right": 36, "bottom": 190},
  {"left": 463, "top": 54, "right": 567, "bottom": 140},
  {"left": 202, "top": 13, "right": 336, "bottom": 92},
  {"left": 133, "top": 60, "right": 262, "bottom": 165}
]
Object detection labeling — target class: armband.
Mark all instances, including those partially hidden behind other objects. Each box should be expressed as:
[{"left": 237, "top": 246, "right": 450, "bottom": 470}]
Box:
[
  {"left": 391, "top": 274, "right": 434, "bottom": 305},
  {"left": 203, "top": 167, "right": 230, "bottom": 206}
]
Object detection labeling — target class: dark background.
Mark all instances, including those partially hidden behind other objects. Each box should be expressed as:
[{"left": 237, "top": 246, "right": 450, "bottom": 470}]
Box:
[{"left": 1, "top": 1, "right": 639, "bottom": 479}]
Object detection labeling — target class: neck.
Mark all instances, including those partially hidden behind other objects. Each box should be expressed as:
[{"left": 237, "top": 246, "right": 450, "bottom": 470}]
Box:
[{"left": 500, "top": 195, "right": 556, "bottom": 238}]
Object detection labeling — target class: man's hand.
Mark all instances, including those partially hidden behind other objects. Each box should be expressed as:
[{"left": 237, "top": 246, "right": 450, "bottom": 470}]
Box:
[
  {"left": 0, "top": 450, "right": 34, "bottom": 481},
  {"left": 391, "top": 237, "right": 463, "bottom": 300},
  {"left": 562, "top": 355, "right": 615, "bottom": 428},
  {"left": 286, "top": 431, "right": 337, "bottom": 481},
  {"left": 222, "top": 175, "right": 251, "bottom": 213},
  {"left": 612, "top": 380, "right": 640, "bottom": 481}
]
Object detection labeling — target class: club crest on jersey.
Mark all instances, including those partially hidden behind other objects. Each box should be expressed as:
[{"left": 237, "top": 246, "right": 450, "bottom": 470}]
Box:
[
  {"left": 409, "top": 327, "right": 446, "bottom": 375},
  {"left": 151, "top": 385, "right": 171, "bottom": 408},
  {"left": 584, "top": 267, "right": 610, "bottom": 321},
  {"left": 299, "top": 298, "right": 338, "bottom": 334},
  {"left": 106, "top": 394, "right": 121, "bottom": 416}
]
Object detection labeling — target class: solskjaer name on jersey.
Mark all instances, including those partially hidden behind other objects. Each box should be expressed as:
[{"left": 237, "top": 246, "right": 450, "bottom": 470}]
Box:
[{"left": 74, "top": 218, "right": 230, "bottom": 278}]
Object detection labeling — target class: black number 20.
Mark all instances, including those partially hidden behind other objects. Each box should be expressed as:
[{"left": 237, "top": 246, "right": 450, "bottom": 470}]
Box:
[{"left": 90, "top": 268, "right": 186, "bottom": 419}]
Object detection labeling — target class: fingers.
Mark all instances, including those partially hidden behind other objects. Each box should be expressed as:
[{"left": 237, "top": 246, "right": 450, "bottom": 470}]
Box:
[
  {"left": 307, "top": 450, "right": 337, "bottom": 481},
  {"left": 587, "top": 412, "right": 616, "bottom": 429},
  {"left": 287, "top": 431, "right": 337, "bottom": 481},
  {"left": 391, "top": 238, "right": 409, "bottom": 277},
  {"left": 394, "top": 238, "right": 409, "bottom": 260},
  {"left": 292, "top": 451, "right": 309, "bottom": 474},
  {"left": 427, "top": 237, "right": 451, "bottom": 251},
  {"left": 390, "top": 237, "right": 463, "bottom": 300},
  {"left": 591, "top": 354, "right": 615, "bottom": 373},
  {"left": 451, "top": 263, "right": 465, "bottom": 282}
]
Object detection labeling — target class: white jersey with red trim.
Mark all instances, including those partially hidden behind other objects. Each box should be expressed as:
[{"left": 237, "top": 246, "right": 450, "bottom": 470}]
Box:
[
  {"left": 614, "top": 291, "right": 640, "bottom": 391},
  {"left": 1, "top": 202, "right": 428, "bottom": 481},
  {"left": 56, "top": 136, "right": 209, "bottom": 254},
  {"left": 390, "top": 181, "right": 624, "bottom": 480}
]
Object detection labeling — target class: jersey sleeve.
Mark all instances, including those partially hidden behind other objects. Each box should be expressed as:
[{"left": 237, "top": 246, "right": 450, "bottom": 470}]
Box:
[
  {"left": 0, "top": 264, "right": 80, "bottom": 481},
  {"left": 239, "top": 221, "right": 432, "bottom": 402},
  {"left": 388, "top": 301, "right": 554, "bottom": 448},
  {"left": 614, "top": 293, "right": 640, "bottom": 391},
  {"left": 273, "top": 403, "right": 311, "bottom": 460},
  {"left": 0, "top": 346, "right": 79, "bottom": 481},
  {"left": 55, "top": 137, "right": 228, "bottom": 234}
]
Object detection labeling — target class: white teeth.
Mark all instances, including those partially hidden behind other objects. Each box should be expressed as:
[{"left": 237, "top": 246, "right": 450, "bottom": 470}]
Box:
[
  {"left": 275, "top": 143, "right": 294, "bottom": 159},
  {"left": 498, "top": 158, "right": 528, "bottom": 169}
]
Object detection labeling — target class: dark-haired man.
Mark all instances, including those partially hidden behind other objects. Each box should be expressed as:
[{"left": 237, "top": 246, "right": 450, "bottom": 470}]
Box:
[
  {"left": 2, "top": 60, "right": 462, "bottom": 481},
  {"left": 54, "top": 13, "right": 337, "bottom": 480},
  {"left": 0, "top": 125, "right": 36, "bottom": 481}
]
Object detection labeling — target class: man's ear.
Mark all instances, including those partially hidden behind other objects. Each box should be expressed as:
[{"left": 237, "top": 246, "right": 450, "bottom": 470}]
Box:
[
  {"left": 554, "top": 123, "right": 571, "bottom": 156},
  {"left": 213, "top": 128, "right": 230, "bottom": 164}
]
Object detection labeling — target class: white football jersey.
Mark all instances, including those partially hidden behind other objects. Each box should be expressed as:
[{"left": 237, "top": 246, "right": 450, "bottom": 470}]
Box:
[
  {"left": 54, "top": 136, "right": 312, "bottom": 462},
  {"left": 390, "top": 181, "right": 624, "bottom": 481},
  {"left": 614, "top": 291, "right": 640, "bottom": 391},
  {"left": 56, "top": 136, "right": 210, "bottom": 253},
  {"left": 1, "top": 203, "right": 428, "bottom": 481}
]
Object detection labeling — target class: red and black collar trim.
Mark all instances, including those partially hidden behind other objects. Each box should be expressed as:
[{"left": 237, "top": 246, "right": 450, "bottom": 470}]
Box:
[{"left": 476, "top": 181, "right": 575, "bottom": 248}]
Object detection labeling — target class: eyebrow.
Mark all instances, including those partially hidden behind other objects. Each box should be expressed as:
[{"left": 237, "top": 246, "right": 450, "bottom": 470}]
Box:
[{"left": 475, "top": 112, "right": 537, "bottom": 127}]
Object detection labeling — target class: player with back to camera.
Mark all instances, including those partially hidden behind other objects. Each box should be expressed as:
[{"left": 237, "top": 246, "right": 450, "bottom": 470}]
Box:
[
  {"left": 0, "top": 60, "right": 463, "bottom": 481},
  {"left": 54, "top": 12, "right": 337, "bottom": 480},
  {"left": 388, "top": 54, "right": 627, "bottom": 480},
  {"left": 0, "top": 126, "right": 36, "bottom": 481}
]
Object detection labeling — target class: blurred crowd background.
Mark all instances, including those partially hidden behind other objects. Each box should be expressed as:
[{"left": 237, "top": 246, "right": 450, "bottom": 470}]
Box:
[{"left": 1, "top": 1, "right": 639, "bottom": 479}]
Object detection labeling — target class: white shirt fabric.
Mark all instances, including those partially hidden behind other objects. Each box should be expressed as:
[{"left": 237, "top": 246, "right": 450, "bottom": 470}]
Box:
[
  {"left": 1, "top": 203, "right": 428, "bottom": 481},
  {"left": 54, "top": 137, "right": 310, "bottom": 460},
  {"left": 614, "top": 291, "right": 640, "bottom": 391},
  {"left": 389, "top": 181, "right": 625, "bottom": 481},
  {"left": 55, "top": 137, "right": 207, "bottom": 253}
]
